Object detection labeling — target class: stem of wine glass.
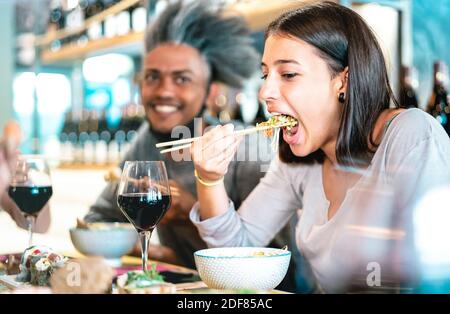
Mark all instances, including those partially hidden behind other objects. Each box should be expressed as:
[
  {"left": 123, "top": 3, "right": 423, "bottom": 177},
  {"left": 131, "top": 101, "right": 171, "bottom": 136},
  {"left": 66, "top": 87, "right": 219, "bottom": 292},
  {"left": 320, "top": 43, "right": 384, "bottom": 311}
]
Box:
[
  {"left": 26, "top": 215, "right": 35, "bottom": 247},
  {"left": 139, "top": 230, "right": 152, "bottom": 272}
]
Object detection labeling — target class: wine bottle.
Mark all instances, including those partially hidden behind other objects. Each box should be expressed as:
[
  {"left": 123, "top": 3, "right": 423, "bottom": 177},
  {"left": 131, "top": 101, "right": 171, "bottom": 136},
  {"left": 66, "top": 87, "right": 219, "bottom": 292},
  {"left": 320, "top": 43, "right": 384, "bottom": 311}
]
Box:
[
  {"left": 426, "top": 61, "right": 450, "bottom": 136},
  {"left": 400, "top": 65, "right": 419, "bottom": 108},
  {"left": 65, "top": 2, "right": 84, "bottom": 29},
  {"left": 131, "top": 0, "right": 147, "bottom": 32}
]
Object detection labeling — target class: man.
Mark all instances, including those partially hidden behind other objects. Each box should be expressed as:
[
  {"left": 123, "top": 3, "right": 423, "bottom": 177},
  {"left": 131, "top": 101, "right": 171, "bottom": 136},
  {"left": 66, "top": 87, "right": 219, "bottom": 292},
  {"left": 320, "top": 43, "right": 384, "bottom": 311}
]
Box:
[
  {"left": 84, "top": 0, "right": 295, "bottom": 290},
  {"left": 0, "top": 121, "right": 50, "bottom": 233}
]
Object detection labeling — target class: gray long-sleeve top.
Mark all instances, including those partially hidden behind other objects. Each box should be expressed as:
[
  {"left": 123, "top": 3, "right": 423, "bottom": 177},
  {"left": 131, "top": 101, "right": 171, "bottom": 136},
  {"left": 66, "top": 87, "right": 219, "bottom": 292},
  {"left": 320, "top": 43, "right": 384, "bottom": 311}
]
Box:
[{"left": 190, "top": 109, "right": 450, "bottom": 292}]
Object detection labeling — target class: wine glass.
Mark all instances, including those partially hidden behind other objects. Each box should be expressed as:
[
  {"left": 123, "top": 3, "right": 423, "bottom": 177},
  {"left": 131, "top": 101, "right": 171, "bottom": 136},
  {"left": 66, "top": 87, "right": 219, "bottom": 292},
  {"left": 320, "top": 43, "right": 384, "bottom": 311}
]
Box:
[
  {"left": 8, "top": 155, "right": 53, "bottom": 247},
  {"left": 117, "top": 161, "right": 171, "bottom": 272}
]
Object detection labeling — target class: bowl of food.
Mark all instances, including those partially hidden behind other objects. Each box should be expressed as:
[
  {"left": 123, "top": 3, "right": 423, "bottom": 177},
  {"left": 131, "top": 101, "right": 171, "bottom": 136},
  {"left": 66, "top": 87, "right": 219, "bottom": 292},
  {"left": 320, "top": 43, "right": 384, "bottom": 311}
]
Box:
[
  {"left": 194, "top": 247, "right": 291, "bottom": 291},
  {"left": 69, "top": 221, "right": 138, "bottom": 267}
]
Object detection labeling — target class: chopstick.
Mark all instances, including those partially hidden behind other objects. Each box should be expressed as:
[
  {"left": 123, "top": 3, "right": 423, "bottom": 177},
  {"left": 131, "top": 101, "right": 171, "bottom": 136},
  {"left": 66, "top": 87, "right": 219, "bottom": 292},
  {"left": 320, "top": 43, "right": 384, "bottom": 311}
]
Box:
[{"left": 157, "top": 123, "right": 292, "bottom": 154}]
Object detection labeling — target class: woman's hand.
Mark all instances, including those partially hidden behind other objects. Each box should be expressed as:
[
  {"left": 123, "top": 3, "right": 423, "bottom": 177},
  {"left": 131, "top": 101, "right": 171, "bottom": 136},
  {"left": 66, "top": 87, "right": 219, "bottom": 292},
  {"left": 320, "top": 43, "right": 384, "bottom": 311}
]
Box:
[
  {"left": 191, "top": 124, "right": 242, "bottom": 182},
  {"left": 191, "top": 124, "right": 242, "bottom": 220}
]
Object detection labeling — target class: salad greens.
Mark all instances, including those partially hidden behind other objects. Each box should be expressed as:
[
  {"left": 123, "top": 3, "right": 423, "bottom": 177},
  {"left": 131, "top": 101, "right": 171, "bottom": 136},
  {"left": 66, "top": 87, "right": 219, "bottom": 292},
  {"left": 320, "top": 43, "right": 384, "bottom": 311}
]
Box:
[{"left": 125, "top": 264, "right": 165, "bottom": 289}]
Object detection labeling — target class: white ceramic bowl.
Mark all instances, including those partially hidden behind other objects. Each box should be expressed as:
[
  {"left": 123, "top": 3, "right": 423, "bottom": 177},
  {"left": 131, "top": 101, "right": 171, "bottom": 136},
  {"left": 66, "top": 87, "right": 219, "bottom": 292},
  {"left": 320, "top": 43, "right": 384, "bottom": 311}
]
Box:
[
  {"left": 194, "top": 247, "right": 291, "bottom": 290},
  {"left": 69, "top": 223, "right": 138, "bottom": 266}
]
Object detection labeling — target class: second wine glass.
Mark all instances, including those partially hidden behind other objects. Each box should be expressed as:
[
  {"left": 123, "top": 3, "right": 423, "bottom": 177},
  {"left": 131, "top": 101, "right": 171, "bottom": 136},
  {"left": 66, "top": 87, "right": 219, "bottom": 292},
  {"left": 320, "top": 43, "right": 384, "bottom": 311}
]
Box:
[
  {"left": 117, "top": 161, "right": 171, "bottom": 272},
  {"left": 8, "top": 155, "right": 53, "bottom": 247}
]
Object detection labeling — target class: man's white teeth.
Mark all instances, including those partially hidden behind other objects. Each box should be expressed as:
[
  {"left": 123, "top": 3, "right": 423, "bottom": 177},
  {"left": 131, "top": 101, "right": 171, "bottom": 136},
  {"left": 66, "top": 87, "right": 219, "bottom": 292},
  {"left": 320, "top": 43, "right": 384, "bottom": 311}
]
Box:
[
  {"left": 271, "top": 112, "right": 281, "bottom": 116},
  {"left": 154, "top": 105, "right": 178, "bottom": 113}
]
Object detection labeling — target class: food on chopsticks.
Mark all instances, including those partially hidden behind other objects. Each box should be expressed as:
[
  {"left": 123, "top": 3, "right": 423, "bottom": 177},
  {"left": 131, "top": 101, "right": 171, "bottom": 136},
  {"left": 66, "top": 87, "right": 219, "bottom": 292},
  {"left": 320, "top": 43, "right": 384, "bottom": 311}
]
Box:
[
  {"left": 156, "top": 114, "right": 298, "bottom": 154},
  {"left": 257, "top": 114, "right": 298, "bottom": 137},
  {"left": 257, "top": 114, "right": 298, "bottom": 151},
  {"left": 117, "top": 265, "right": 176, "bottom": 294},
  {"left": 16, "top": 246, "right": 67, "bottom": 286}
]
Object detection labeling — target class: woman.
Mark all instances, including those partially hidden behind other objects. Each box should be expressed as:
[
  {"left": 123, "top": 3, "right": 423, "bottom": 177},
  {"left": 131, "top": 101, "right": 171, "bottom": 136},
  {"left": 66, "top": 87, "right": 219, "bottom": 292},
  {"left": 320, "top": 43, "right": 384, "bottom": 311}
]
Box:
[{"left": 189, "top": 2, "right": 450, "bottom": 292}]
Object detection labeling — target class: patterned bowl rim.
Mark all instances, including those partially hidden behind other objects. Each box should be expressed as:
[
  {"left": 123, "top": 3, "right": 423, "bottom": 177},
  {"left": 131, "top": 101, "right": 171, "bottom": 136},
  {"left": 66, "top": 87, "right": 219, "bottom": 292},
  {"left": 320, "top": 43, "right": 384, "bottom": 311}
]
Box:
[{"left": 194, "top": 247, "right": 291, "bottom": 259}]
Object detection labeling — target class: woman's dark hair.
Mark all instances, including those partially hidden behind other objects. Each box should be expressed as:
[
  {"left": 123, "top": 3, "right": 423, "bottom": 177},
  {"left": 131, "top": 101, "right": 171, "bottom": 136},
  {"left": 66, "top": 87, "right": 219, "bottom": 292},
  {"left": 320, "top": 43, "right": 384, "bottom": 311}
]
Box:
[{"left": 266, "top": 1, "right": 400, "bottom": 166}]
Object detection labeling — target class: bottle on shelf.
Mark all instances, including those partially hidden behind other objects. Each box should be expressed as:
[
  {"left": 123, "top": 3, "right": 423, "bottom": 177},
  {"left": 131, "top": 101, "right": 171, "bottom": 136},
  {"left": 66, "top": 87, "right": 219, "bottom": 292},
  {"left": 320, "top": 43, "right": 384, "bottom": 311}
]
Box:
[
  {"left": 65, "top": 2, "right": 85, "bottom": 30},
  {"left": 47, "top": 0, "right": 65, "bottom": 33},
  {"left": 85, "top": 110, "right": 99, "bottom": 164},
  {"left": 399, "top": 65, "right": 419, "bottom": 109},
  {"left": 104, "top": 15, "right": 117, "bottom": 38},
  {"left": 426, "top": 61, "right": 450, "bottom": 136},
  {"left": 83, "top": 0, "right": 105, "bottom": 40},
  {"left": 60, "top": 110, "right": 75, "bottom": 164},
  {"left": 116, "top": 9, "right": 131, "bottom": 36},
  {"left": 131, "top": 0, "right": 147, "bottom": 32}
]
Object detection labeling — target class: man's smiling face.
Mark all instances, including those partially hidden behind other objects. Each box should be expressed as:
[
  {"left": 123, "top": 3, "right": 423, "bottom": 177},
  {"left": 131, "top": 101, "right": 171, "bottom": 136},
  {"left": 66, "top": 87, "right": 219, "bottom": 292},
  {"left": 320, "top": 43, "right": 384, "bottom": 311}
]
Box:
[{"left": 141, "top": 43, "right": 210, "bottom": 133}]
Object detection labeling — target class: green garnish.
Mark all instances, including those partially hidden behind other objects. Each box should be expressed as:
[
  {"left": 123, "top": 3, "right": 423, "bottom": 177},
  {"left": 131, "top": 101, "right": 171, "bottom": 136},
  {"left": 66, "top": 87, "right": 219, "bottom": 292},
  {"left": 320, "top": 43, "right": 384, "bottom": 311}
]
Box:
[
  {"left": 257, "top": 114, "right": 298, "bottom": 137},
  {"left": 125, "top": 264, "right": 165, "bottom": 289}
]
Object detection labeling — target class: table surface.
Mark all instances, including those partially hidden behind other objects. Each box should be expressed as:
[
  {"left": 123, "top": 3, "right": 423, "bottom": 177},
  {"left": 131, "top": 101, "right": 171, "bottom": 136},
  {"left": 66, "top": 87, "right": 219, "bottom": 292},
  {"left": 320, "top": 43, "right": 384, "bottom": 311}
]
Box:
[
  {"left": 1, "top": 253, "right": 289, "bottom": 294},
  {"left": 0, "top": 253, "right": 207, "bottom": 293}
]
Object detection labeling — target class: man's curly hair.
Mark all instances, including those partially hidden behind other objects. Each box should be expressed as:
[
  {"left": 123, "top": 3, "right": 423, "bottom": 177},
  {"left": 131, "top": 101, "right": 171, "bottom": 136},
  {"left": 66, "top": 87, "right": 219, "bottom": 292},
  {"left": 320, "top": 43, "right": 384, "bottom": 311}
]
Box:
[{"left": 144, "top": 0, "right": 260, "bottom": 88}]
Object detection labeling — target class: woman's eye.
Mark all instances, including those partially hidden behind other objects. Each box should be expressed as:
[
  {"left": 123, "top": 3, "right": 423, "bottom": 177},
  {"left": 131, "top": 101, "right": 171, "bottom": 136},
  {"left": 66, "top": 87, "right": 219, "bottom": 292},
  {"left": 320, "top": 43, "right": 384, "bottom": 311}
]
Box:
[
  {"left": 260, "top": 74, "right": 268, "bottom": 80},
  {"left": 282, "top": 72, "right": 298, "bottom": 79}
]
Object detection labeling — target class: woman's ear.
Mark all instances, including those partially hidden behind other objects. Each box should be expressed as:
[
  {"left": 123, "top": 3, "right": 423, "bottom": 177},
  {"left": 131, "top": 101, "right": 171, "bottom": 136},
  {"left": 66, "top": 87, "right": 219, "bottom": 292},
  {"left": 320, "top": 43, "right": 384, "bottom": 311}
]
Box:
[{"left": 335, "top": 66, "right": 349, "bottom": 93}]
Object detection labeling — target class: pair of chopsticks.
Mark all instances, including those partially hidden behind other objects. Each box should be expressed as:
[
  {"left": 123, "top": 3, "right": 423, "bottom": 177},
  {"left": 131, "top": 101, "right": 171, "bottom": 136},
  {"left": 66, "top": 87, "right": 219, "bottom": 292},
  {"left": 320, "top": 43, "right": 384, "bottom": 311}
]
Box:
[{"left": 155, "top": 123, "right": 292, "bottom": 154}]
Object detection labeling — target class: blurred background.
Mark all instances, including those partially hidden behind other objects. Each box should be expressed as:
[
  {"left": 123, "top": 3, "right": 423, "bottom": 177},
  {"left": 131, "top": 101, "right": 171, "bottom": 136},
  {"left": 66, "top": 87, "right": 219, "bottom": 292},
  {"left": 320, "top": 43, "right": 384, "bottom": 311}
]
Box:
[{"left": 0, "top": 0, "right": 448, "bottom": 160}]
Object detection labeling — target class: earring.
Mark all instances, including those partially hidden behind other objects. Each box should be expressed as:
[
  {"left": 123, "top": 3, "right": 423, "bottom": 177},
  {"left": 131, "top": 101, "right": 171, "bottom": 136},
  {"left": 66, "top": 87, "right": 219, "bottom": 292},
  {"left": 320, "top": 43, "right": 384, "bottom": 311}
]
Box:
[{"left": 338, "top": 92, "right": 345, "bottom": 103}]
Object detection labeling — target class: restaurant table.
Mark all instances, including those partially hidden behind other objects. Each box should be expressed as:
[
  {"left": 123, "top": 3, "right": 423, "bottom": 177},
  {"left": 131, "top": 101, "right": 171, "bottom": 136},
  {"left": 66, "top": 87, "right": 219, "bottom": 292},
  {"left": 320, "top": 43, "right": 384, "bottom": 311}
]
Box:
[{"left": 1, "top": 253, "right": 289, "bottom": 294}]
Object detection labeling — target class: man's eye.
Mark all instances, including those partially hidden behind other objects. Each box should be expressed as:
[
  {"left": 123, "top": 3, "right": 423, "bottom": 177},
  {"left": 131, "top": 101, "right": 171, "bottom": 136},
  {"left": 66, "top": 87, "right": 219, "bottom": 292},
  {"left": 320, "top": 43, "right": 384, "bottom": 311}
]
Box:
[
  {"left": 260, "top": 74, "right": 268, "bottom": 80},
  {"left": 145, "top": 73, "right": 159, "bottom": 82},
  {"left": 175, "top": 76, "right": 191, "bottom": 84}
]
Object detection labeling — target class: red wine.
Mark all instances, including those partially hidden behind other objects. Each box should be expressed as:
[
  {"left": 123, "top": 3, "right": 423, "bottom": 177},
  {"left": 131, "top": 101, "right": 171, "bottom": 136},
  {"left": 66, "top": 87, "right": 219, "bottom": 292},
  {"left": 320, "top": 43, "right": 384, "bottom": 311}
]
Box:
[
  {"left": 117, "top": 193, "right": 171, "bottom": 232},
  {"left": 8, "top": 186, "right": 53, "bottom": 216}
]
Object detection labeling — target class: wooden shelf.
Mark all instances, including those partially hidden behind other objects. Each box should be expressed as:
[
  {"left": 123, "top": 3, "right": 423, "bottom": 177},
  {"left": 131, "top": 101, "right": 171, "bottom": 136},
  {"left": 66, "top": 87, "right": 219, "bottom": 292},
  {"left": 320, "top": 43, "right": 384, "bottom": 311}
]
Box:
[
  {"left": 226, "top": 0, "right": 308, "bottom": 31},
  {"left": 35, "top": 0, "right": 141, "bottom": 47},
  {"left": 41, "top": 32, "right": 143, "bottom": 64},
  {"left": 38, "top": 0, "right": 311, "bottom": 65}
]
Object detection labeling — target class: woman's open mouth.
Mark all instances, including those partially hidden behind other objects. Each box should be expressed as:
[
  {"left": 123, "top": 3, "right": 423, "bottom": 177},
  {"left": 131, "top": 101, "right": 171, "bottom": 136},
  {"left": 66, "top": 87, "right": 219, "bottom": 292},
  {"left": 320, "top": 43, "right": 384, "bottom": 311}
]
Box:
[
  {"left": 278, "top": 114, "right": 301, "bottom": 145},
  {"left": 257, "top": 112, "right": 301, "bottom": 145}
]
